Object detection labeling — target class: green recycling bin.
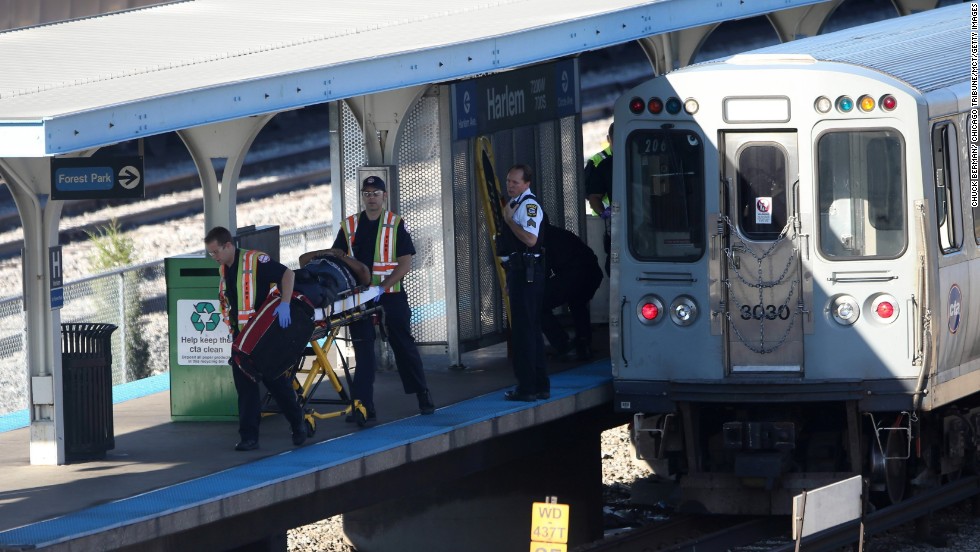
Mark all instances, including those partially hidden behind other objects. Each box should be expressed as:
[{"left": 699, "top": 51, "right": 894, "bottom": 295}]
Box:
[{"left": 165, "top": 254, "right": 237, "bottom": 421}]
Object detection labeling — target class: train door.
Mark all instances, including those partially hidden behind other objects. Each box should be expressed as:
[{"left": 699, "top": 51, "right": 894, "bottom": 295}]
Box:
[{"left": 720, "top": 132, "right": 804, "bottom": 373}]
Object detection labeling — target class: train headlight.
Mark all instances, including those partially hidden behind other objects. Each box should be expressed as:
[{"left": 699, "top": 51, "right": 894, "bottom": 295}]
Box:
[
  {"left": 870, "top": 294, "right": 900, "bottom": 324},
  {"left": 669, "top": 295, "right": 698, "bottom": 326},
  {"left": 836, "top": 96, "right": 854, "bottom": 113},
  {"left": 637, "top": 295, "right": 665, "bottom": 325},
  {"left": 858, "top": 95, "right": 876, "bottom": 112},
  {"left": 814, "top": 96, "right": 832, "bottom": 113},
  {"left": 683, "top": 98, "right": 699, "bottom": 114},
  {"left": 665, "top": 97, "right": 682, "bottom": 114},
  {"left": 880, "top": 94, "right": 897, "bottom": 111},
  {"left": 830, "top": 295, "right": 860, "bottom": 326},
  {"left": 629, "top": 97, "right": 645, "bottom": 114}
]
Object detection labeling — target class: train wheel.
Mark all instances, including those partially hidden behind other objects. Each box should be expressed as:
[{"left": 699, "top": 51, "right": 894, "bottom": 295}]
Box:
[
  {"left": 870, "top": 430, "right": 909, "bottom": 505},
  {"left": 883, "top": 430, "right": 909, "bottom": 504}
]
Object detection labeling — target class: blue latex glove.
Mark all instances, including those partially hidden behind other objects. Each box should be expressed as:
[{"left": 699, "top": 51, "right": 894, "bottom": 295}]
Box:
[
  {"left": 275, "top": 302, "right": 291, "bottom": 328},
  {"left": 600, "top": 207, "right": 612, "bottom": 220}
]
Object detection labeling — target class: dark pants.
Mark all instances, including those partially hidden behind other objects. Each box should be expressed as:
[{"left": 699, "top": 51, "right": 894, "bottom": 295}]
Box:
[
  {"left": 542, "top": 262, "right": 604, "bottom": 350},
  {"left": 231, "top": 363, "right": 303, "bottom": 442},
  {"left": 507, "top": 263, "right": 549, "bottom": 395},
  {"left": 349, "top": 291, "right": 428, "bottom": 411}
]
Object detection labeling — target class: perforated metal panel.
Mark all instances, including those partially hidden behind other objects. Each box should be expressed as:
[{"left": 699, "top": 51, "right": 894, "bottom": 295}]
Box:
[
  {"left": 340, "top": 100, "right": 367, "bottom": 221},
  {"left": 452, "top": 146, "right": 478, "bottom": 340},
  {"left": 394, "top": 92, "right": 446, "bottom": 344},
  {"left": 447, "top": 116, "right": 582, "bottom": 349},
  {"left": 536, "top": 122, "right": 563, "bottom": 226},
  {"left": 560, "top": 116, "right": 583, "bottom": 234}
]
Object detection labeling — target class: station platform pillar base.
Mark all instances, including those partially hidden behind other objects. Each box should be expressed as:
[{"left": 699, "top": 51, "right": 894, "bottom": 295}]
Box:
[{"left": 343, "top": 427, "right": 603, "bottom": 552}]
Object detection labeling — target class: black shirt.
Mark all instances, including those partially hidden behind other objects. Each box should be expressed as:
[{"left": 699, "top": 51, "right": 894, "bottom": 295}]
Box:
[
  {"left": 584, "top": 152, "right": 613, "bottom": 202},
  {"left": 223, "top": 249, "right": 287, "bottom": 329},
  {"left": 543, "top": 224, "right": 599, "bottom": 275},
  {"left": 331, "top": 212, "right": 416, "bottom": 271}
]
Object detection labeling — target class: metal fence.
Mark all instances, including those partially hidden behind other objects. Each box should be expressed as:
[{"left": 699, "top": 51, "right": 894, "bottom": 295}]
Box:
[{"left": 0, "top": 224, "right": 334, "bottom": 415}]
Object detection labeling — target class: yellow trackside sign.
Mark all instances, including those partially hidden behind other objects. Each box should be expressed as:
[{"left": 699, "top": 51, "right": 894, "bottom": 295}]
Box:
[{"left": 530, "top": 500, "right": 569, "bottom": 550}]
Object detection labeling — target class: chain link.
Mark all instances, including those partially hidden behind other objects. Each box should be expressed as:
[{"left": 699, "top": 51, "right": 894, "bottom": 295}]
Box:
[{"left": 720, "top": 214, "right": 803, "bottom": 354}]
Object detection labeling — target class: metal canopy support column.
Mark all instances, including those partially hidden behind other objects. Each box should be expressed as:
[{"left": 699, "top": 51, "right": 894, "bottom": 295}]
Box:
[
  {"left": 437, "top": 86, "right": 461, "bottom": 367},
  {"left": 346, "top": 86, "right": 426, "bottom": 166},
  {"left": 0, "top": 157, "right": 65, "bottom": 465},
  {"left": 767, "top": 0, "right": 842, "bottom": 41},
  {"left": 177, "top": 115, "right": 276, "bottom": 233},
  {"left": 893, "top": 0, "right": 939, "bottom": 16}
]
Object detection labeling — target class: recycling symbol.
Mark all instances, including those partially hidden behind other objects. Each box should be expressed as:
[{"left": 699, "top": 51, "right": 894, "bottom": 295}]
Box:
[{"left": 190, "top": 301, "right": 221, "bottom": 332}]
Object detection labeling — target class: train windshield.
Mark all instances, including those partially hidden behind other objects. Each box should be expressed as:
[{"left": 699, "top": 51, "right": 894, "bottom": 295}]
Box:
[
  {"left": 816, "top": 129, "right": 906, "bottom": 259},
  {"left": 625, "top": 129, "right": 705, "bottom": 262}
]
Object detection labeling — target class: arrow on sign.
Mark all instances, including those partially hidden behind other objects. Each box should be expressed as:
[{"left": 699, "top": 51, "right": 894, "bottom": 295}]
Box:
[{"left": 118, "top": 165, "right": 142, "bottom": 189}]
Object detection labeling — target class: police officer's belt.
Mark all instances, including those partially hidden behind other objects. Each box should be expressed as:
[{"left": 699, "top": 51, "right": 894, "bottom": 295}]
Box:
[{"left": 498, "top": 252, "right": 542, "bottom": 269}]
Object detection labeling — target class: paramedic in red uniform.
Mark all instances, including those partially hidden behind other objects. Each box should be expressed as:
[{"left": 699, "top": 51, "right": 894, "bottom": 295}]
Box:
[
  {"left": 306, "top": 175, "right": 435, "bottom": 423},
  {"left": 205, "top": 226, "right": 307, "bottom": 451}
]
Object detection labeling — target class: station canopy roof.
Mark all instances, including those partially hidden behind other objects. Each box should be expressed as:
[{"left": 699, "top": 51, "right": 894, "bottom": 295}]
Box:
[{"left": 0, "top": 0, "right": 825, "bottom": 156}]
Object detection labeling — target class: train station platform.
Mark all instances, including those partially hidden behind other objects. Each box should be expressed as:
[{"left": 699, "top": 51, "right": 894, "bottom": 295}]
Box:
[{"left": 0, "top": 336, "right": 616, "bottom": 551}]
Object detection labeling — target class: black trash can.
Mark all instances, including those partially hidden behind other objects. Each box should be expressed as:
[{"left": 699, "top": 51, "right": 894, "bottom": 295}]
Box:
[{"left": 61, "top": 323, "right": 118, "bottom": 462}]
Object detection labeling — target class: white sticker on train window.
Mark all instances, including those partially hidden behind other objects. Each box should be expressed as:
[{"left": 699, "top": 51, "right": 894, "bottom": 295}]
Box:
[
  {"left": 723, "top": 97, "right": 791, "bottom": 123},
  {"left": 756, "top": 197, "right": 772, "bottom": 224}
]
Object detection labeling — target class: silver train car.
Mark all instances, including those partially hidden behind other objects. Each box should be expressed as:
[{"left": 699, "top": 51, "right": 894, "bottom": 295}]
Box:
[{"left": 611, "top": 4, "right": 975, "bottom": 514}]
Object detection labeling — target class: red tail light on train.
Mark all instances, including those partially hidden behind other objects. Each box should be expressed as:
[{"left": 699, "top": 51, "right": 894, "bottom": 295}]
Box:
[
  {"left": 871, "top": 294, "right": 899, "bottom": 324},
  {"left": 642, "top": 303, "right": 659, "bottom": 320},
  {"left": 637, "top": 295, "right": 665, "bottom": 325}
]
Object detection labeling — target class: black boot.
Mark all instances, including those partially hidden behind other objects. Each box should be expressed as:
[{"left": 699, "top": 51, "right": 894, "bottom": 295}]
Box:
[{"left": 417, "top": 389, "right": 435, "bottom": 415}]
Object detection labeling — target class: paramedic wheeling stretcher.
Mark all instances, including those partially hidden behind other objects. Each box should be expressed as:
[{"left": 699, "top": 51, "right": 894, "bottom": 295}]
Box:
[
  {"left": 302, "top": 175, "right": 435, "bottom": 424},
  {"left": 205, "top": 226, "right": 308, "bottom": 452}
]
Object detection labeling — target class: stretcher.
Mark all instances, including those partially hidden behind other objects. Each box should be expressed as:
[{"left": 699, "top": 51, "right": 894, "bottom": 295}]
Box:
[{"left": 261, "top": 285, "right": 384, "bottom": 429}]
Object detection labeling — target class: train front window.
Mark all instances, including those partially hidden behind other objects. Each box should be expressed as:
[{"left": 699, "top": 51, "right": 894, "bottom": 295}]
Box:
[
  {"left": 736, "top": 144, "right": 788, "bottom": 241},
  {"left": 626, "top": 129, "right": 705, "bottom": 262},
  {"left": 816, "top": 129, "right": 906, "bottom": 259}
]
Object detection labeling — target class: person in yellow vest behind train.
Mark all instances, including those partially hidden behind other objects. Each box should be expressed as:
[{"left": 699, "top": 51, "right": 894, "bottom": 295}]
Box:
[
  {"left": 302, "top": 175, "right": 435, "bottom": 424},
  {"left": 205, "top": 226, "right": 307, "bottom": 452},
  {"left": 585, "top": 122, "right": 613, "bottom": 276}
]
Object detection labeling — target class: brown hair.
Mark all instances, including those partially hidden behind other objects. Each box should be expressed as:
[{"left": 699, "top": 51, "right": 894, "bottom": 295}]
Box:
[
  {"left": 508, "top": 163, "right": 534, "bottom": 185},
  {"left": 204, "top": 226, "right": 233, "bottom": 246}
]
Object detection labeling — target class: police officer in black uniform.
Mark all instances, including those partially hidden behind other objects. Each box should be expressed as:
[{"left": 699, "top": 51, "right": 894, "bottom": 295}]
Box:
[
  {"left": 499, "top": 164, "right": 549, "bottom": 402},
  {"left": 541, "top": 223, "right": 603, "bottom": 360}
]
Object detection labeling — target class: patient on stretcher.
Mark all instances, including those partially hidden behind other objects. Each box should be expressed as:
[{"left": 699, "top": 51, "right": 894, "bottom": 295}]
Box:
[{"left": 294, "top": 249, "right": 371, "bottom": 307}]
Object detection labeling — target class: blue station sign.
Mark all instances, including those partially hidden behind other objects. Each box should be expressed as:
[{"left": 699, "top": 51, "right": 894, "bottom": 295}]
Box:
[
  {"left": 50, "top": 156, "right": 145, "bottom": 200},
  {"left": 452, "top": 58, "right": 580, "bottom": 140}
]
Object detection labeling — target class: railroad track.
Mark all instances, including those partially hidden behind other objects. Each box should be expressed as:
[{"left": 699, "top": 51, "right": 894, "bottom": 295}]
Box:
[
  {"left": 579, "top": 513, "right": 784, "bottom": 552},
  {"left": 581, "top": 476, "right": 980, "bottom": 552}
]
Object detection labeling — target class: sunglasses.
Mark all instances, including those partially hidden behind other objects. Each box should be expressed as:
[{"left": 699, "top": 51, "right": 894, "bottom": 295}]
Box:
[{"left": 207, "top": 243, "right": 225, "bottom": 258}]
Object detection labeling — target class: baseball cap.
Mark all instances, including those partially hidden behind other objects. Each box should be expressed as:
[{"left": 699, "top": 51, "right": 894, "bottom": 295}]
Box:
[{"left": 361, "top": 175, "right": 386, "bottom": 192}]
